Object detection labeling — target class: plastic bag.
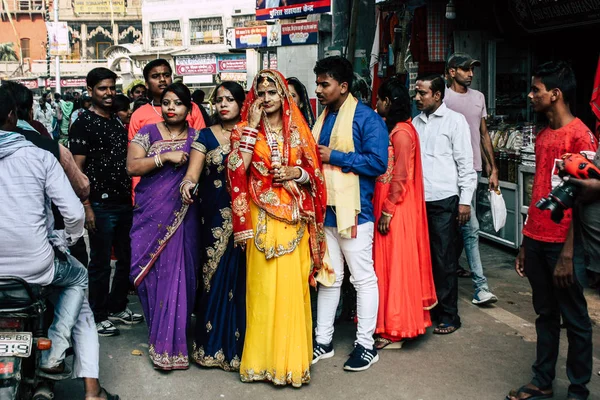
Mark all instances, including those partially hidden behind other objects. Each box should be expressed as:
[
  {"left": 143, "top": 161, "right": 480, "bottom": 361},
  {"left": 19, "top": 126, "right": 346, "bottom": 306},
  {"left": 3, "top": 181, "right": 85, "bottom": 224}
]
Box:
[{"left": 489, "top": 189, "right": 507, "bottom": 232}]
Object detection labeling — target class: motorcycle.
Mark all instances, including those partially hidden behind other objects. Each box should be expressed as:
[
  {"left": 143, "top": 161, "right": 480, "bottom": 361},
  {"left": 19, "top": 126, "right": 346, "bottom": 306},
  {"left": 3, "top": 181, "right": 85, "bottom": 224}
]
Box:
[{"left": 0, "top": 276, "right": 59, "bottom": 400}]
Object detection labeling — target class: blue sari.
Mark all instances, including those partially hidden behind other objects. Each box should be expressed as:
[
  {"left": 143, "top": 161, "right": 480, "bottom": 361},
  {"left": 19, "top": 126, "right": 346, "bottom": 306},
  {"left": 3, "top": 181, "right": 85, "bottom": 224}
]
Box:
[{"left": 191, "top": 127, "right": 246, "bottom": 371}]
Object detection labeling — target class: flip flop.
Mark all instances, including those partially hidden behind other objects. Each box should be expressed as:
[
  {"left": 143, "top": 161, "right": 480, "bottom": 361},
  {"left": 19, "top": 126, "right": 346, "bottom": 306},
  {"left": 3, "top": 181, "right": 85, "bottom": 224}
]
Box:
[
  {"left": 432, "top": 323, "right": 460, "bottom": 335},
  {"left": 375, "top": 337, "right": 404, "bottom": 350},
  {"left": 505, "top": 385, "right": 553, "bottom": 400}
]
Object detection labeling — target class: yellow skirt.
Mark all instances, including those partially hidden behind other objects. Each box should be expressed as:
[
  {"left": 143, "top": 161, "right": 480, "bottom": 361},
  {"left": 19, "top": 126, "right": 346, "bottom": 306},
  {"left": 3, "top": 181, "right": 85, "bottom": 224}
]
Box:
[{"left": 240, "top": 202, "right": 312, "bottom": 387}]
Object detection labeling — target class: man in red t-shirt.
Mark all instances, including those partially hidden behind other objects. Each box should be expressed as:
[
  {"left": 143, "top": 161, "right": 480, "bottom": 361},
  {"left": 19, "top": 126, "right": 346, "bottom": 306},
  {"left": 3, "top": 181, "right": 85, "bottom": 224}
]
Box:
[{"left": 508, "top": 61, "right": 595, "bottom": 400}]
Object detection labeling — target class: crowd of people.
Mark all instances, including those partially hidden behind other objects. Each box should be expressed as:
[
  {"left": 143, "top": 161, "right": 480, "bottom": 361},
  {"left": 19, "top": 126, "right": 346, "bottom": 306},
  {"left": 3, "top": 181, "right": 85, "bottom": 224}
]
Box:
[{"left": 0, "top": 53, "right": 597, "bottom": 400}]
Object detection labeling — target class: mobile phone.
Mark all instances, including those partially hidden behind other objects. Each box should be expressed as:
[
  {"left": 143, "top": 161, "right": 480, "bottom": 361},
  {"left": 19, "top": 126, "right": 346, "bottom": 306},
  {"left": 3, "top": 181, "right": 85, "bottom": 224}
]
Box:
[{"left": 191, "top": 183, "right": 200, "bottom": 197}]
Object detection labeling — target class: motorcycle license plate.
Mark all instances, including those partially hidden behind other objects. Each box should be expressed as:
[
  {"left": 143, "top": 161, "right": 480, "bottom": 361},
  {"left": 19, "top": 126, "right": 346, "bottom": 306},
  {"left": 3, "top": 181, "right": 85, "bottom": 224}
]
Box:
[{"left": 0, "top": 332, "right": 32, "bottom": 358}]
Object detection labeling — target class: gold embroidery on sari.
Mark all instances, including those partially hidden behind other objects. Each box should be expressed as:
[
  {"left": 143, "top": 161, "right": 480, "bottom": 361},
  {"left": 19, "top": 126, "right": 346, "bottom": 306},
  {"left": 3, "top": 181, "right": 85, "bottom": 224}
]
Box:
[
  {"left": 240, "top": 367, "right": 310, "bottom": 387},
  {"left": 377, "top": 146, "right": 394, "bottom": 184},
  {"left": 147, "top": 139, "right": 187, "bottom": 157},
  {"left": 214, "top": 180, "right": 223, "bottom": 188},
  {"left": 203, "top": 208, "right": 233, "bottom": 292},
  {"left": 131, "top": 132, "right": 151, "bottom": 152},
  {"left": 206, "top": 143, "right": 230, "bottom": 166},
  {"left": 254, "top": 208, "right": 305, "bottom": 259},
  {"left": 228, "top": 290, "right": 233, "bottom": 301},
  {"left": 148, "top": 344, "right": 189, "bottom": 370},
  {"left": 258, "top": 189, "right": 280, "bottom": 206},
  {"left": 192, "top": 142, "right": 207, "bottom": 154},
  {"left": 206, "top": 321, "right": 213, "bottom": 332},
  {"left": 191, "top": 343, "right": 241, "bottom": 372},
  {"left": 252, "top": 161, "right": 270, "bottom": 176},
  {"left": 228, "top": 151, "right": 242, "bottom": 170}
]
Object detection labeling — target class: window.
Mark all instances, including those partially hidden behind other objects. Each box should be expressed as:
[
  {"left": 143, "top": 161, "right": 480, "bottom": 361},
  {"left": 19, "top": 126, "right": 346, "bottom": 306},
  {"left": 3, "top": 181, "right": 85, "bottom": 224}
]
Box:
[
  {"left": 151, "top": 20, "right": 182, "bottom": 47},
  {"left": 17, "top": 0, "right": 43, "bottom": 11},
  {"left": 96, "top": 42, "right": 111, "bottom": 60},
  {"left": 190, "top": 17, "right": 223, "bottom": 45},
  {"left": 20, "top": 38, "right": 30, "bottom": 59},
  {"left": 232, "top": 15, "right": 255, "bottom": 28}
]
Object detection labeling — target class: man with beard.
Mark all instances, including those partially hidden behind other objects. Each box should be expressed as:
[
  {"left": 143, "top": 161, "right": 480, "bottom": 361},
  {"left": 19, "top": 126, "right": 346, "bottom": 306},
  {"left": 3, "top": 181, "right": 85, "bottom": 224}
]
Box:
[
  {"left": 412, "top": 74, "right": 477, "bottom": 335},
  {"left": 70, "top": 67, "right": 143, "bottom": 337},
  {"left": 508, "top": 61, "right": 595, "bottom": 400},
  {"left": 444, "top": 53, "right": 499, "bottom": 306},
  {"left": 127, "top": 59, "right": 206, "bottom": 194}
]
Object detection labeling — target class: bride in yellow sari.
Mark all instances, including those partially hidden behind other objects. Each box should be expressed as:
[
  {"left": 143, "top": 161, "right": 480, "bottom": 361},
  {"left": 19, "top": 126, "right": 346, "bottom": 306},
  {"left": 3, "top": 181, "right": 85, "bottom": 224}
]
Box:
[{"left": 227, "top": 69, "right": 333, "bottom": 387}]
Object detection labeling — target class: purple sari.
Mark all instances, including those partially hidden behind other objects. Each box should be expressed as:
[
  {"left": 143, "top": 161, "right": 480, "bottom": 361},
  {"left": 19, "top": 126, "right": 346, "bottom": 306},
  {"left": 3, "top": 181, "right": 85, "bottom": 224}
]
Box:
[{"left": 129, "top": 123, "right": 199, "bottom": 370}]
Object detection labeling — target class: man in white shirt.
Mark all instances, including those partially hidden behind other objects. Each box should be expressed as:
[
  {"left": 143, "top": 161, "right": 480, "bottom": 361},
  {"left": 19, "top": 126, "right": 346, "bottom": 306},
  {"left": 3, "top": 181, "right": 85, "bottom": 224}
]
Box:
[
  {"left": 412, "top": 74, "right": 477, "bottom": 335},
  {"left": 0, "top": 88, "right": 119, "bottom": 399}
]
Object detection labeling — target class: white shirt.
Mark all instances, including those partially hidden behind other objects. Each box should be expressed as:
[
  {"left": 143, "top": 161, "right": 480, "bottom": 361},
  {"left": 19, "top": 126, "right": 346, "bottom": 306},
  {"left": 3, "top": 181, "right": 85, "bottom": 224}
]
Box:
[
  {"left": 33, "top": 102, "right": 55, "bottom": 133},
  {"left": 0, "top": 146, "right": 84, "bottom": 285},
  {"left": 413, "top": 103, "right": 477, "bottom": 205}
]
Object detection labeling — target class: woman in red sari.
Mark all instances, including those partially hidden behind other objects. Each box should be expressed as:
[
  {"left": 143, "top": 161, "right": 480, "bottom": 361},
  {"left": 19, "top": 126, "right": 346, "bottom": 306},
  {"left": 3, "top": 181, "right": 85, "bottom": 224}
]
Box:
[{"left": 373, "top": 78, "right": 437, "bottom": 349}]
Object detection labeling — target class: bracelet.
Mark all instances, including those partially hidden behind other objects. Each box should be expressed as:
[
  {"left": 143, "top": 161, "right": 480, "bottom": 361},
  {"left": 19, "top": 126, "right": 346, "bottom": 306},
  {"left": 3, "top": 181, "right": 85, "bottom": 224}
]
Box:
[
  {"left": 381, "top": 211, "right": 393, "bottom": 218},
  {"left": 179, "top": 179, "right": 195, "bottom": 194},
  {"left": 243, "top": 126, "right": 259, "bottom": 135},
  {"left": 154, "top": 154, "right": 163, "bottom": 168},
  {"left": 293, "top": 167, "right": 309, "bottom": 185}
]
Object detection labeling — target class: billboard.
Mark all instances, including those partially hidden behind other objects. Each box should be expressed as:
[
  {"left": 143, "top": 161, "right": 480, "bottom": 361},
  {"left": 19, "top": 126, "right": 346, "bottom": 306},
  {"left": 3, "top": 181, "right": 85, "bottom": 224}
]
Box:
[
  {"left": 46, "top": 22, "right": 70, "bottom": 56},
  {"left": 229, "top": 21, "right": 318, "bottom": 49},
  {"left": 217, "top": 55, "right": 247, "bottom": 72},
  {"left": 175, "top": 55, "right": 217, "bottom": 75},
  {"left": 256, "top": 0, "right": 331, "bottom": 21},
  {"left": 73, "top": 0, "right": 125, "bottom": 14},
  {"left": 45, "top": 78, "right": 88, "bottom": 88}
]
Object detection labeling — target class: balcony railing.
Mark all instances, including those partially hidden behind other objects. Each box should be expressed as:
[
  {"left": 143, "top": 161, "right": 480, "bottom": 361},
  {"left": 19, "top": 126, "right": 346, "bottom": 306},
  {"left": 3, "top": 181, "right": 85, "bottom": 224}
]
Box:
[{"left": 0, "top": 0, "right": 45, "bottom": 12}]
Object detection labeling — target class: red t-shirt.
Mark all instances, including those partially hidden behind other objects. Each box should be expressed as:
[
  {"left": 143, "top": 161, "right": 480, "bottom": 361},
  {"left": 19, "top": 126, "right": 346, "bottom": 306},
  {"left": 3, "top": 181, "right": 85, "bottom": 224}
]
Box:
[{"left": 523, "top": 117, "right": 597, "bottom": 243}]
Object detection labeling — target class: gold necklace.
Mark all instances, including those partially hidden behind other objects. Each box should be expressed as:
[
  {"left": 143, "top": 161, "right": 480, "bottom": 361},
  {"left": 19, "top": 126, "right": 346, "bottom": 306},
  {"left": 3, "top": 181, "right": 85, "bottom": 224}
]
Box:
[{"left": 164, "top": 121, "right": 187, "bottom": 140}]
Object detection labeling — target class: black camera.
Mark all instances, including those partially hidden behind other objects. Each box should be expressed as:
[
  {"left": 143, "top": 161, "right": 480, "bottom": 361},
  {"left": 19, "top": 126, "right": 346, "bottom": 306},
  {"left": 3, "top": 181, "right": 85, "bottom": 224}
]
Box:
[{"left": 535, "top": 181, "right": 578, "bottom": 224}]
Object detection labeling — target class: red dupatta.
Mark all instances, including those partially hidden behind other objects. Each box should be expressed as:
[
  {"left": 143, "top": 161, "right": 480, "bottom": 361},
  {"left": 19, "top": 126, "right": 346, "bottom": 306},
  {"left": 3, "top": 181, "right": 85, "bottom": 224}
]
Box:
[{"left": 226, "top": 69, "right": 332, "bottom": 287}]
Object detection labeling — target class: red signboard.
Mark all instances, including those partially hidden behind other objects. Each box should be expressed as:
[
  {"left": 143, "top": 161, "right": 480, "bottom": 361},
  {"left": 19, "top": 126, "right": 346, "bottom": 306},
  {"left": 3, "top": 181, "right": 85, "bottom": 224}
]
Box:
[
  {"left": 217, "top": 59, "right": 246, "bottom": 72},
  {"left": 175, "top": 55, "right": 217, "bottom": 76},
  {"left": 45, "top": 78, "right": 87, "bottom": 88},
  {"left": 15, "top": 79, "right": 39, "bottom": 89}
]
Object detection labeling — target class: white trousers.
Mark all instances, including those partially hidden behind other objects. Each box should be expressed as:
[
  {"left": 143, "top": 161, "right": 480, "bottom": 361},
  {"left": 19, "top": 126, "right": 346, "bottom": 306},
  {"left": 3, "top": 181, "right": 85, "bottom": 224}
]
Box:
[{"left": 315, "top": 222, "right": 379, "bottom": 350}]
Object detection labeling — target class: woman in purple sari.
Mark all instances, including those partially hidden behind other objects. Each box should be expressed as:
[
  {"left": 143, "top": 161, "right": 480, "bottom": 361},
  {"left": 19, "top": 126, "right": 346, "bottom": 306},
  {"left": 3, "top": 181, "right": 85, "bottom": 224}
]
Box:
[{"left": 127, "top": 82, "right": 199, "bottom": 370}]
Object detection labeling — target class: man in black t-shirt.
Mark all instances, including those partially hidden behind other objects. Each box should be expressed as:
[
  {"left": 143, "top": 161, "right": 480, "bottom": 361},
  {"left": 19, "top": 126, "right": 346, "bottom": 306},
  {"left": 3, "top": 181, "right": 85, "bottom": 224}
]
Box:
[{"left": 71, "top": 67, "right": 143, "bottom": 337}]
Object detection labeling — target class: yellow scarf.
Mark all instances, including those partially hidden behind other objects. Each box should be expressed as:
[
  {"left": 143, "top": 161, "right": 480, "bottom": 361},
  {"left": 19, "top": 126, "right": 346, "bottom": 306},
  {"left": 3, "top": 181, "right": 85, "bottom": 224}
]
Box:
[{"left": 312, "top": 94, "right": 361, "bottom": 239}]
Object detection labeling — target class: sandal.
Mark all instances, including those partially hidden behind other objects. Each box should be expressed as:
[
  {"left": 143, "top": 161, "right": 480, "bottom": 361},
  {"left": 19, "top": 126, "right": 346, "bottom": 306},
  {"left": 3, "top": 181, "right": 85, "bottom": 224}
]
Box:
[
  {"left": 374, "top": 337, "right": 404, "bottom": 350},
  {"left": 432, "top": 323, "right": 460, "bottom": 335},
  {"left": 505, "top": 384, "right": 553, "bottom": 400},
  {"left": 85, "top": 387, "right": 120, "bottom": 400},
  {"left": 457, "top": 266, "right": 472, "bottom": 278}
]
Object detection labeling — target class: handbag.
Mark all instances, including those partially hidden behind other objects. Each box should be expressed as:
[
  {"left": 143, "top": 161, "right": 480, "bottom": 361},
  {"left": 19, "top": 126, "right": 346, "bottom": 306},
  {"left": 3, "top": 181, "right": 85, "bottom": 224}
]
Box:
[{"left": 489, "top": 189, "right": 507, "bottom": 232}]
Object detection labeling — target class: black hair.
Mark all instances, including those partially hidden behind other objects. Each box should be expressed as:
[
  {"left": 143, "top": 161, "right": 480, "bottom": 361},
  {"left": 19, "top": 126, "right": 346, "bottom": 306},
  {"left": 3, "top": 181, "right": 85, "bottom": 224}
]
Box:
[
  {"left": 2, "top": 81, "right": 33, "bottom": 121},
  {"left": 314, "top": 56, "right": 354, "bottom": 89},
  {"left": 191, "top": 89, "right": 205, "bottom": 104},
  {"left": 532, "top": 61, "right": 576, "bottom": 105},
  {"left": 86, "top": 67, "right": 117, "bottom": 90},
  {"left": 213, "top": 81, "right": 245, "bottom": 113},
  {"left": 63, "top": 93, "right": 74, "bottom": 102},
  {"left": 143, "top": 59, "right": 172, "bottom": 82},
  {"left": 287, "top": 77, "right": 308, "bottom": 106},
  {"left": 54, "top": 92, "right": 61, "bottom": 101},
  {"left": 416, "top": 74, "right": 446, "bottom": 100},
  {"left": 286, "top": 77, "right": 315, "bottom": 128},
  {"left": 133, "top": 97, "right": 150, "bottom": 112},
  {"left": 0, "top": 86, "right": 16, "bottom": 127},
  {"left": 113, "top": 94, "right": 131, "bottom": 113},
  {"left": 160, "top": 82, "right": 192, "bottom": 110},
  {"left": 129, "top": 83, "right": 146, "bottom": 97},
  {"left": 42, "top": 91, "right": 52, "bottom": 101},
  {"left": 378, "top": 78, "right": 411, "bottom": 132}
]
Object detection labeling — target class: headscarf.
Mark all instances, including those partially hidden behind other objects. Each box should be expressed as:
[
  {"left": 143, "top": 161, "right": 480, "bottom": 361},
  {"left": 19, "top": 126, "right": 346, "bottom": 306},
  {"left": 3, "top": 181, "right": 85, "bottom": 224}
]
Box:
[
  {"left": 0, "top": 130, "right": 33, "bottom": 159},
  {"left": 227, "top": 69, "right": 332, "bottom": 287}
]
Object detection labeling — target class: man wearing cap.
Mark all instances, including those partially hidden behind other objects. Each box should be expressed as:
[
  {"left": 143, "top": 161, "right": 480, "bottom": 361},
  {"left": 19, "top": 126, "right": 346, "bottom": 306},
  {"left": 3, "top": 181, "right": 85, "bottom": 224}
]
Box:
[{"left": 444, "top": 52, "right": 499, "bottom": 306}]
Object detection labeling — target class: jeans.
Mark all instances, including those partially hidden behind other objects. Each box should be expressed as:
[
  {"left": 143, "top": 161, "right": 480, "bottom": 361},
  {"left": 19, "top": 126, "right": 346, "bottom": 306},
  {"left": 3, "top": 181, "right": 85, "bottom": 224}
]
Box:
[
  {"left": 459, "top": 171, "right": 489, "bottom": 293},
  {"left": 426, "top": 196, "right": 460, "bottom": 326},
  {"left": 315, "top": 223, "right": 379, "bottom": 349},
  {"left": 523, "top": 237, "right": 592, "bottom": 400},
  {"left": 41, "top": 252, "right": 88, "bottom": 369},
  {"left": 88, "top": 202, "right": 132, "bottom": 322}
]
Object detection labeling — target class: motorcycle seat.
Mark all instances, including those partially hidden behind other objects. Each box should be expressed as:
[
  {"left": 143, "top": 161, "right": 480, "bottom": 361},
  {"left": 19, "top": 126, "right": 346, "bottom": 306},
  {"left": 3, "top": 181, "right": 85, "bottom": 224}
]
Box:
[{"left": 0, "top": 276, "right": 42, "bottom": 312}]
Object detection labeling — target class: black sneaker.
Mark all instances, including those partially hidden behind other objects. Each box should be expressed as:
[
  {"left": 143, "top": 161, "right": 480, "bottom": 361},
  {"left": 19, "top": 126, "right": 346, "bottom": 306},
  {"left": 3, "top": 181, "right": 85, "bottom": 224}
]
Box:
[
  {"left": 343, "top": 343, "right": 379, "bottom": 371},
  {"left": 96, "top": 320, "right": 120, "bottom": 337},
  {"left": 312, "top": 341, "right": 334, "bottom": 365}
]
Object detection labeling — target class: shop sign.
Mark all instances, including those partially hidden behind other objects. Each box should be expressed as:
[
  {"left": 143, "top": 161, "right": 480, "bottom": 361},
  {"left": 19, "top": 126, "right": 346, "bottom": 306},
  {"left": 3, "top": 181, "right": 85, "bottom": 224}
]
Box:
[
  {"left": 14, "top": 79, "right": 39, "bottom": 89},
  {"left": 509, "top": 0, "right": 600, "bottom": 32},
  {"left": 256, "top": 0, "right": 331, "bottom": 21},
  {"left": 45, "top": 78, "right": 87, "bottom": 88},
  {"left": 217, "top": 55, "right": 247, "bottom": 72},
  {"left": 73, "top": 0, "right": 125, "bottom": 14},
  {"left": 220, "top": 72, "right": 247, "bottom": 82},
  {"left": 175, "top": 55, "right": 217, "bottom": 75},
  {"left": 281, "top": 21, "right": 318, "bottom": 46},
  {"left": 229, "top": 21, "right": 319, "bottom": 49},
  {"left": 46, "top": 22, "right": 70, "bottom": 56}
]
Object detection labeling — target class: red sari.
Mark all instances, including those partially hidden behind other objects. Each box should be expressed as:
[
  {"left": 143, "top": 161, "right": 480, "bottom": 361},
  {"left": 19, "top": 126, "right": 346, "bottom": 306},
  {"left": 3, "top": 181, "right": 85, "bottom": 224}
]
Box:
[{"left": 373, "top": 120, "right": 437, "bottom": 340}]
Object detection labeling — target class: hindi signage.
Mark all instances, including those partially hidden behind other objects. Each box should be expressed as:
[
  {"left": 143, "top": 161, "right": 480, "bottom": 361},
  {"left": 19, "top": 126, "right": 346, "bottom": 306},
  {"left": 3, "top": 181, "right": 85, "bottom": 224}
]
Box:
[
  {"left": 46, "top": 22, "right": 70, "bottom": 56},
  {"left": 45, "top": 78, "right": 88, "bottom": 88},
  {"left": 175, "top": 55, "right": 217, "bottom": 75},
  {"left": 256, "top": 0, "right": 331, "bottom": 21},
  {"left": 230, "top": 21, "right": 318, "bottom": 49},
  {"left": 509, "top": 0, "right": 600, "bottom": 32},
  {"left": 73, "top": 0, "right": 125, "bottom": 14},
  {"left": 217, "top": 55, "right": 247, "bottom": 72}
]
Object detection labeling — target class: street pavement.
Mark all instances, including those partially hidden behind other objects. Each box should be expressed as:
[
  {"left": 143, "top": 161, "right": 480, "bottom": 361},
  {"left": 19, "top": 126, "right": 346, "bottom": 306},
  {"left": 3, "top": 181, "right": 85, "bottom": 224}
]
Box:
[{"left": 55, "top": 241, "right": 600, "bottom": 399}]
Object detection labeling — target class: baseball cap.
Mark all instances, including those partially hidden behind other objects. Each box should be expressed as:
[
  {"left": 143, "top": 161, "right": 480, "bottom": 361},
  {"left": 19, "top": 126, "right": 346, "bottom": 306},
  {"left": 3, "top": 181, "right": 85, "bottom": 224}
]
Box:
[{"left": 447, "top": 53, "right": 481, "bottom": 69}]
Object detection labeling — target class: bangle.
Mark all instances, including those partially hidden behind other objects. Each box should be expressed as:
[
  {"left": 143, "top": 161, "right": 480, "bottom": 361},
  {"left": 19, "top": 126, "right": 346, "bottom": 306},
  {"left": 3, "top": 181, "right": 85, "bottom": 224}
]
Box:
[
  {"left": 381, "top": 211, "right": 393, "bottom": 218},
  {"left": 154, "top": 154, "right": 163, "bottom": 168},
  {"left": 293, "top": 167, "right": 309, "bottom": 184},
  {"left": 179, "top": 179, "right": 195, "bottom": 194}
]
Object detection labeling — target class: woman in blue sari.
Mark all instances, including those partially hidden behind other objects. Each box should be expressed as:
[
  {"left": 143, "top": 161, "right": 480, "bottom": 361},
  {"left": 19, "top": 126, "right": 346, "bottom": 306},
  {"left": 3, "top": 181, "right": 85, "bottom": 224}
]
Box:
[{"left": 181, "top": 81, "right": 246, "bottom": 371}]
